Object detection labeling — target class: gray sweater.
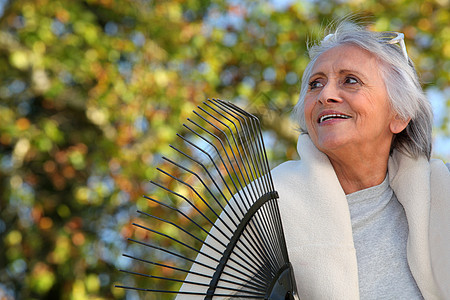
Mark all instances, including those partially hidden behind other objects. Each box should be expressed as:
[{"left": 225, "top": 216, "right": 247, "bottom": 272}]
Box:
[{"left": 347, "top": 175, "right": 423, "bottom": 299}]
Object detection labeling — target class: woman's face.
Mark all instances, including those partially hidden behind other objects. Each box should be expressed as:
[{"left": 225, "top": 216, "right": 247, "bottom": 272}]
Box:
[{"left": 304, "top": 44, "right": 403, "bottom": 156}]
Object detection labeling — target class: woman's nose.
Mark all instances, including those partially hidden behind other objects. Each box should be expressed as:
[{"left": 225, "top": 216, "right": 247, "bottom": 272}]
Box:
[{"left": 317, "top": 83, "right": 343, "bottom": 104}]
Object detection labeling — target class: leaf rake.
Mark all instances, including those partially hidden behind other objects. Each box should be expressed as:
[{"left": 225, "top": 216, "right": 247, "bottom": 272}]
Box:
[{"left": 116, "top": 98, "right": 299, "bottom": 299}]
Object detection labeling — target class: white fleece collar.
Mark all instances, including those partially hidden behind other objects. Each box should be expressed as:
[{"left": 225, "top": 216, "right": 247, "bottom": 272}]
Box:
[
  {"left": 388, "top": 150, "right": 440, "bottom": 298},
  {"left": 289, "top": 134, "right": 443, "bottom": 299}
]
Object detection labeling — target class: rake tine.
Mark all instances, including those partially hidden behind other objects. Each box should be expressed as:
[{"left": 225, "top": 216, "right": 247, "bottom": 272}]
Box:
[
  {"left": 132, "top": 222, "right": 270, "bottom": 286},
  {"left": 149, "top": 180, "right": 229, "bottom": 236},
  {"left": 194, "top": 105, "right": 256, "bottom": 187},
  {"left": 137, "top": 211, "right": 225, "bottom": 250},
  {"left": 202, "top": 101, "right": 264, "bottom": 190},
  {"left": 127, "top": 238, "right": 268, "bottom": 289},
  {"left": 122, "top": 253, "right": 210, "bottom": 278},
  {"left": 210, "top": 99, "right": 271, "bottom": 193},
  {"left": 144, "top": 195, "right": 214, "bottom": 238},
  {"left": 139, "top": 211, "right": 271, "bottom": 277},
  {"left": 155, "top": 167, "right": 224, "bottom": 228},
  {"left": 210, "top": 100, "right": 288, "bottom": 266},
  {"left": 183, "top": 120, "right": 252, "bottom": 211},
  {"left": 194, "top": 105, "right": 262, "bottom": 201},
  {"left": 115, "top": 285, "right": 266, "bottom": 298},
  {"left": 122, "top": 253, "right": 268, "bottom": 293},
  {"left": 172, "top": 133, "right": 246, "bottom": 217},
  {"left": 161, "top": 156, "right": 239, "bottom": 228},
  {"left": 217, "top": 99, "right": 275, "bottom": 192}
]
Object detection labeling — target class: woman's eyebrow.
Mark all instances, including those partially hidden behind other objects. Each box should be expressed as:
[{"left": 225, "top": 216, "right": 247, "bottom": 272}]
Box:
[
  {"left": 310, "top": 69, "right": 368, "bottom": 81},
  {"left": 309, "top": 71, "right": 325, "bottom": 79},
  {"left": 339, "top": 69, "right": 365, "bottom": 76}
]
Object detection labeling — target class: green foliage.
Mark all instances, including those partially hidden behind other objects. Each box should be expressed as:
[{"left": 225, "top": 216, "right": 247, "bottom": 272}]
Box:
[{"left": 0, "top": 0, "right": 449, "bottom": 299}]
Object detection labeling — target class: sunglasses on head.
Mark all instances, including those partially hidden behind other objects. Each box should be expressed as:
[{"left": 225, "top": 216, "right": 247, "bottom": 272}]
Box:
[
  {"left": 378, "top": 31, "right": 409, "bottom": 61},
  {"left": 323, "top": 31, "right": 409, "bottom": 61}
]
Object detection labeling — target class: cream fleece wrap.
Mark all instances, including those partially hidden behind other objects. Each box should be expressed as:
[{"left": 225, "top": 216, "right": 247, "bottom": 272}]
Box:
[{"left": 272, "top": 134, "right": 450, "bottom": 299}]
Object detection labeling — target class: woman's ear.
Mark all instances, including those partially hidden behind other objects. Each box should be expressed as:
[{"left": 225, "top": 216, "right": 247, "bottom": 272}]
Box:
[{"left": 390, "top": 114, "right": 410, "bottom": 134}]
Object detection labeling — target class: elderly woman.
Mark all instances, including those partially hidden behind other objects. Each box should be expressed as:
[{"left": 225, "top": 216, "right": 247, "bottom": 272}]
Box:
[
  {"left": 178, "top": 21, "right": 450, "bottom": 299},
  {"left": 274, "top": 21, "right": 450, "bottom": 299}
]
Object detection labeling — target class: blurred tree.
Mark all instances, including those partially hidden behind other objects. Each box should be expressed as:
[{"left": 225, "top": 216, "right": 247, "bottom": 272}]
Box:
[{"left": 0, "top": 0, "right": 448, "bottom": 299}]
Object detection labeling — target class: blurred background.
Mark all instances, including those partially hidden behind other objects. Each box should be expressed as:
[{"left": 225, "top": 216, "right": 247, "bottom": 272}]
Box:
[{"left": 0, "top": 0, "right": 449, "bottom": 299}]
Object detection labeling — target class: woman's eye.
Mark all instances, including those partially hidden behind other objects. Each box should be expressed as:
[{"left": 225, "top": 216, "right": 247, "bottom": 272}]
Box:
[
  {"left": 309, "top": 80, "right": 323, "bottom": 89},
  {"left": 345, "top": 77, "right": 359, "bottom": 84}
]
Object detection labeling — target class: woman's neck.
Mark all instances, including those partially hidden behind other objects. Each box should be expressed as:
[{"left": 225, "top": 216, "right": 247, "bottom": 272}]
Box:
[{"left": 327, "top": 148, "right": 390, "bottom": 195}]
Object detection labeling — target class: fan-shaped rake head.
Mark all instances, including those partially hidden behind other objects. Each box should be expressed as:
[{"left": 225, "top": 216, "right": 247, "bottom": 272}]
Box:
[{"left": 116, "top": 99, "right": 299, "bottom": 299}]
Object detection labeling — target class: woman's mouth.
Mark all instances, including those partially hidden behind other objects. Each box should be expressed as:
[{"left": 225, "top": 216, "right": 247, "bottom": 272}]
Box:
[{"left": 318, "top": 113, "right": 352, "bottom": 124}]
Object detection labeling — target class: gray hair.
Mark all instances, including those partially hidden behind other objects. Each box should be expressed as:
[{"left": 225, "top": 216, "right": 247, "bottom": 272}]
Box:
[{"left": 293, "top": 22, "right": 433, "bottom": 160}]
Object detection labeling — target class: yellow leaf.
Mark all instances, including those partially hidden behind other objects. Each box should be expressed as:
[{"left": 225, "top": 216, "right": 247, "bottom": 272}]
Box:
[{"left": 10, "top": 51, "right": 30, "bottom": 70}]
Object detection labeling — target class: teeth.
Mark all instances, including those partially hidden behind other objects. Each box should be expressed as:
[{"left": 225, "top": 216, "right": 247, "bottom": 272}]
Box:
[{"left": 319, "top": 114, "right": 351, "bottom": 123}]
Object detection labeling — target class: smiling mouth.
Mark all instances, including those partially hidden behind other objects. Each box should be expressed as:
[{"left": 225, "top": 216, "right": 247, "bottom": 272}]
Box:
[{"left": 318, "top": 114, "right": 352, "bottom": 124}]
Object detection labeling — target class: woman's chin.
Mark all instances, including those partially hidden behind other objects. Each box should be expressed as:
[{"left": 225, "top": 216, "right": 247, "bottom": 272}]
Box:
[{"left": 313, "top": 135, "right": 351, "bottom": 153}]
